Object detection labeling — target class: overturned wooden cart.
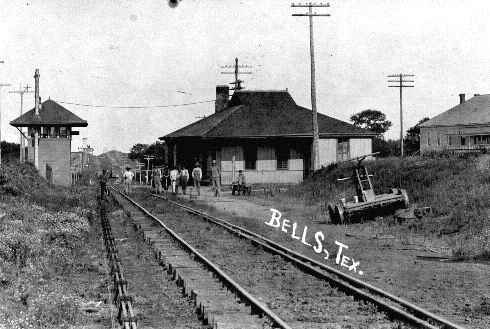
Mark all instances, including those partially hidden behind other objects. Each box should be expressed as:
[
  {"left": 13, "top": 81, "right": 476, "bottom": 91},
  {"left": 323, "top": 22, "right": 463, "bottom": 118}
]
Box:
[{"left": 328, "top": 153, "right": 409, "bottom": 224}]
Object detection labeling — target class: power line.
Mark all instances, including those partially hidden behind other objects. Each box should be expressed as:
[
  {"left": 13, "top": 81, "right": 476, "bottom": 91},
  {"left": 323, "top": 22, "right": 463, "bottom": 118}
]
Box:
[
  {"left": 54, "top": 99, "right": 215, "bottom": 109},
  {"left": 292, "top": 2, "right": 330, "bottom": 172},
  {"left": 387, "top": 73, "right": 415, "bottom": 158}
]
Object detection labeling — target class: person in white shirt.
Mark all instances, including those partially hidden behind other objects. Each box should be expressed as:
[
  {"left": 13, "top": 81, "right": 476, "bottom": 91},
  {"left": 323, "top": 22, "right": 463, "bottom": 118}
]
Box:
[
  {"left": 123, "top": 167, "right": 134, "bottom": 194},
  {"left": 180, "top": 165, "right": 189, "bottom": 195},
  {"left": 169, "top": 166, "right": 179, "bottom": 194},
  {"left": 192, "top": 162, "right": 202, "bottom": 196}
]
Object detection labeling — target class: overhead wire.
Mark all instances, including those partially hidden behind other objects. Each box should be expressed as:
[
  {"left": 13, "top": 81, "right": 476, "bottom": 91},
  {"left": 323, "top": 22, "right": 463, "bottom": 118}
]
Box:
[{"left": 54, "top": 99, "right": 215, "bottom": 109}]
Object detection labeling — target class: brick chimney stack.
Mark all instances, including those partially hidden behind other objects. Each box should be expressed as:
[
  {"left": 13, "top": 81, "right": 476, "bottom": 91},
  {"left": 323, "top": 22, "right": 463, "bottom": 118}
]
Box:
[
  {"left": 459, "top": 93, "right": 465, "bottom": 104},
  {"left": 34, "top": 69, "right": 40, "bottom": 115},
  {"left": 215, "top": 85, "right": 229, "bottom": 113}
]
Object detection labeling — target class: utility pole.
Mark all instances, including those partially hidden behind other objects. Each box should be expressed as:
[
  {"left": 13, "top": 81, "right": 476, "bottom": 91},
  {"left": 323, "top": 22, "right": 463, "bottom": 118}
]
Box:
[
  {"left": 220, "top": 57, "right": 252, "bottom": 93},
  {"left": 387, "top": 73, "right": 414, "bottom": 157},
  {"left": 292, "top": 2, "right": 330, "bottom": 171},
  {"left": 0, "top": 82, "right": 12, "bottom": 166},
  {"left": 136, "top": 162, "right": 144, "bottom": 185},
  {"left": 9, "top": 84, "right": 33, "bottom": 163},
  {"left": 33, "top": 69, "right": 41, "bottom": 170},
  {"left": 143, "top": 155, "right": 155, "bottom": 185}
]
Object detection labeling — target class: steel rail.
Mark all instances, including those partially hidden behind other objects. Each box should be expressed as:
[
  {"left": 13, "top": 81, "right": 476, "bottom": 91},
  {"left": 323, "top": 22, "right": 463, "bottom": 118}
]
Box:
[
  {"left": 152, "top": 193, "right": 466, "bottom": 329},
  {"left": 110, "top": 187, "right": 292, "bottom": 329}
]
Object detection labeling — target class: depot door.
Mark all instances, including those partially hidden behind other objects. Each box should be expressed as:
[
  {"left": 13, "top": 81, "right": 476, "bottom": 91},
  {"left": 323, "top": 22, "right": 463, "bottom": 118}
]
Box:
[{"left": 337, "top": 138, "right": 350, "bottom": 161}]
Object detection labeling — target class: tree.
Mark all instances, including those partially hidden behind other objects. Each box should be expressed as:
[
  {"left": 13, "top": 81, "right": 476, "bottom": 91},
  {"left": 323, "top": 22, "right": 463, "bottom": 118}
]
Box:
[
  {"left": 128, "top": 142, "right": 167, "bottom": 166},
  {"left": 1, "top": 141, "right": 20, "bottom": 163},
  {"left": 404, "top": 117, "right": 430, "bottom": 155},
  {"left": 350, "top": 109, "right": 392, "bottom": 137},
  {"left": 128, "top": 143, "right": 149, "bottom": 162}
]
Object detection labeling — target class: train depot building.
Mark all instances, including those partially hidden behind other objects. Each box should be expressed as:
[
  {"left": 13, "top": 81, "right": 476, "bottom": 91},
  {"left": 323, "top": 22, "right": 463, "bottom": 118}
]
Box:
[
  {"left": 10, "top": 70, "right": 87, "bottom": 186},
  {"left": 420, "top": 93, "right": 490, "bottom": 154},
  {"left": 161, "top": 86, "right": 376, "bottom": 184}
]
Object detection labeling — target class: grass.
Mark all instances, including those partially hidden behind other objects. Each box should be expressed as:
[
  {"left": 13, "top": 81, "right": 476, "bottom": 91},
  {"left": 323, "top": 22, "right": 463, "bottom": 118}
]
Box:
[
  {"left": 268, "top": 154, "right": 490, "bottom": 259},
  {"left": 0, "top": 162, "right": 107, "bottom": 328}
]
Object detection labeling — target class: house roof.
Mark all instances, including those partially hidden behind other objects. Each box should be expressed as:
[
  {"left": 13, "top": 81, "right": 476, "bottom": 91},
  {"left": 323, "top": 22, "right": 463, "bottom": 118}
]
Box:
[
  {"left": 10, "top": 99, "right": 87, "bottom": 127},
  {"left": 420, "top": 94, "right": 490, "bottom": 128},
  {"left": 162, "top": 90, "right": 375, "bottom": 139}
]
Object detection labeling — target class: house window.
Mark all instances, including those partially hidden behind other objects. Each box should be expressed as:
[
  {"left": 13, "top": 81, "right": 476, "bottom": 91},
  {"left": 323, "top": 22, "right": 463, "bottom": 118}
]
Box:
[
  {"left": 276, "top": 145, "right": 289, "bottom": 170},
  {"left": 437, "top": 135, "right": 440, "bottom": 146},
  {"left": 460, "top": 136, "right": 466, "bottom": 146},
  {"left": 244, "top": 144, "right": 257, "bottom": 170},
  {"left": 427, "top": 134, "right": 431, "bottom": 146}
]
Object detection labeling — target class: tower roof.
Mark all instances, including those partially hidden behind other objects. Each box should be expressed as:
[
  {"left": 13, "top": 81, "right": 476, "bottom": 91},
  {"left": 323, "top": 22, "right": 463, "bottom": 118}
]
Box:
[{"left": 10, "top": 99, "right": 87, "bottom": 127}]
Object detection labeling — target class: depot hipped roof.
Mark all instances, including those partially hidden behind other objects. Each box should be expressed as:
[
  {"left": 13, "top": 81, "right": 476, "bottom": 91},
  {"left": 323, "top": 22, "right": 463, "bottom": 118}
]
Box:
[{"left": 162, "top": 90, "right": 375, "bottom": 139}]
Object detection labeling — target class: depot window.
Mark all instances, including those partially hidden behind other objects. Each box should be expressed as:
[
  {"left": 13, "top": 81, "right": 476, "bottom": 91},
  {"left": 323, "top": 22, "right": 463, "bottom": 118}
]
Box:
[
  {"left": 60, "top": 127, "right": 67, "bottom": 138},
  {"left": 244, "top": 144, "right": 257, "bottom": 170},
  {"left": 276, "top": 145, "right": 289, "bottom": 170}
]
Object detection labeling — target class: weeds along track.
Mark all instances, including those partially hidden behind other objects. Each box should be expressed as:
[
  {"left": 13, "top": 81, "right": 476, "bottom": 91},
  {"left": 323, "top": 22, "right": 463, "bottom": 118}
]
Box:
[
  {"left": 112, "top": 188, "right": 466, "bottom": 329},
  {"left": 142, "top": 190, "right": 463, "bottom": 329},
  {"left": 108, "top": 188, "right": 286, "bottom": 329}
]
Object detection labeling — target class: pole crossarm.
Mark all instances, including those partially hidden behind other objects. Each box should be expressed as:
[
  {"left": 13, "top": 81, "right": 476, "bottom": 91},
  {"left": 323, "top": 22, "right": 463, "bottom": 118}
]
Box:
[
  {"left": 291, "top": 3, "right": 330, "bottom": 7},
  {"left": 387, "top": 74, "right": 415, "bottom": 77},
  {"left": 292, "top": 13, "right": 331, "bottom": 16}
]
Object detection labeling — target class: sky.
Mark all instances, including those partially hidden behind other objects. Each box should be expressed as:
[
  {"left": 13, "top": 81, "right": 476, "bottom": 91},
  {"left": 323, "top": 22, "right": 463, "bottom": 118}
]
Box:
[{"left": 0, "top": 0, "right": 489, "bottom": 155}]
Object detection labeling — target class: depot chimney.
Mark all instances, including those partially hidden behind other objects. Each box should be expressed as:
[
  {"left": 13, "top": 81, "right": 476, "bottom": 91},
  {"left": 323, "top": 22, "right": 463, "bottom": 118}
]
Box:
[
  {"left": 34, "top": 69, "right": 40, "bottom": 115},
  {"left": 458, "top": 93, "right": 465, "bottom": 104},
  {"left": 215, "top": 85, "right": 229, "bottom": 113}
]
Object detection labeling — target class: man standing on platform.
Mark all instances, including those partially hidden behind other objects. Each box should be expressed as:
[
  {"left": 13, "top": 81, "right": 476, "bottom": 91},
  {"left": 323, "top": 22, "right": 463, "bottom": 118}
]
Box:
[
  {"left": 211, "top": 160, "right": 221, "bottom": 197},
  {"left": 192, "top": 162, "right": 202, "bottom": 196},
  {"left": 170, "top": 166, "right": 179, "bottom": 194},
  {"left": 180, "top": 165, "right": 189, "bottom": 195}
]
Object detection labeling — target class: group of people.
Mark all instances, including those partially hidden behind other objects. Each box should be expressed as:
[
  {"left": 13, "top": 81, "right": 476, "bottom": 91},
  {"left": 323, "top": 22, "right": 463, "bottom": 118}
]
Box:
[
  {"left": 119, "top": 160, "right": 246, "bottom": 198},
  {"left": 150, "top": 162, "right": 204, "bottom": 196}
]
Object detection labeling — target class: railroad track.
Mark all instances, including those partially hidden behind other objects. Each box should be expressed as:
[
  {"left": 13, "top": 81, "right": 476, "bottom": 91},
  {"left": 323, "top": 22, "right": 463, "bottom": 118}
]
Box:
[
  {"left": 111, "top": 187, "right": 466, "bottom": 329},
  {"left": 109, "top": 187, "right": 288, "bottom": 329}
]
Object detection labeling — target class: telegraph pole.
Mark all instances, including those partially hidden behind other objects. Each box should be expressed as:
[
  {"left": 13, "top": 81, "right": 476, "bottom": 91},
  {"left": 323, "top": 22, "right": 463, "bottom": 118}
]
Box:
[
  {"left": 387, "top": 74, "right": 414, "bottom": 157},
  {"left": 136, "top": 162, "right": 144, "bottom": 185},
  {"left": 292, "top": 2, "right": 330, "bottom": 171},
  {"left": 220, "top": 57, "right": 252, "bottom": 93},
  {"left": 9, "top": 84, "right": 33, "bottom": 163},
  {"left": 143, "top": 155, "right": 155, "bottom": 185},
  {"left": 0, "top": 82, "right": 12, "bottom": 166}
]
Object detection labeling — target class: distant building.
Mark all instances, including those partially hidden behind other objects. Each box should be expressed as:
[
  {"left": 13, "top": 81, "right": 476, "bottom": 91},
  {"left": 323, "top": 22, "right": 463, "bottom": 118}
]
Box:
[
  {"left": 420, "top": 93, "right": 490, "bottom": 154},
  {"left": 160, "top": 86, "right": 376, "bottom": 185},
  {"left": 10, "top": 69, "right": 87, "bottom": 186}
]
